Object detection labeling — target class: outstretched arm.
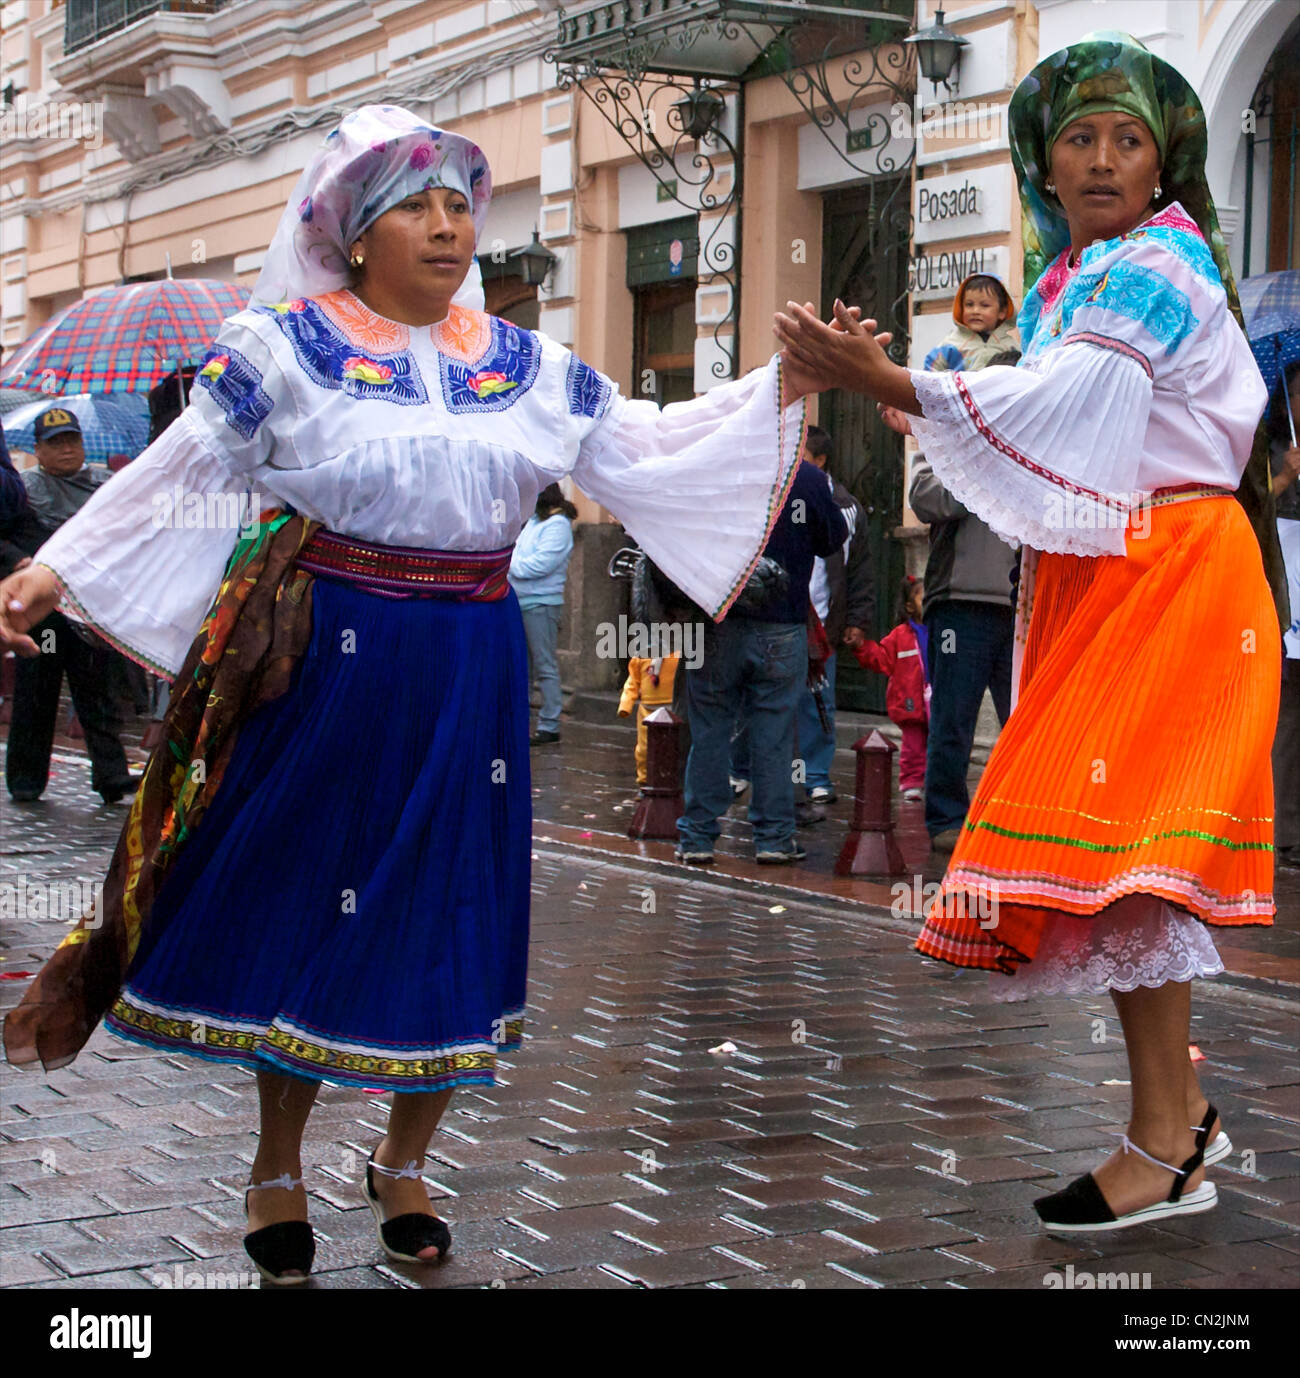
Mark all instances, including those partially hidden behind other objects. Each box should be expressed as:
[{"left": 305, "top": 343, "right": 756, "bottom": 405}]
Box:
[{"left": 774, "top": 299, "right": 921, "bottom": 415}]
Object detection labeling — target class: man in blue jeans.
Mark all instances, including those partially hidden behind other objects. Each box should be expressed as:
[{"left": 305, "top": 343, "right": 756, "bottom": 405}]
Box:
[{"left": 676, "top": 459, "right": 846, "bottom": 865}]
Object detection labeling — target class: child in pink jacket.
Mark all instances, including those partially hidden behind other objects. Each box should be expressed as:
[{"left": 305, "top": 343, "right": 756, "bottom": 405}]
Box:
[{"left": 851, "top": 576, "right": 929, "bottom": 799}]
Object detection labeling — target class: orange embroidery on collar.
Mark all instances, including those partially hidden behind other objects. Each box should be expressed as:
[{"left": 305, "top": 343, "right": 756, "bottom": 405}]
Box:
[
  {"left": 314, "top": 290, "right": 410, "bottom": 353},
  {"left": 434, "top": 305, "right": 492, "bottom": 365}
]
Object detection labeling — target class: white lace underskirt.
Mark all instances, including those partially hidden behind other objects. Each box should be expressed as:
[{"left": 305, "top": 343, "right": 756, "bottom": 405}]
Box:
[{"left": 987, "top": 901, "right": 1224, "bottom": 1002}]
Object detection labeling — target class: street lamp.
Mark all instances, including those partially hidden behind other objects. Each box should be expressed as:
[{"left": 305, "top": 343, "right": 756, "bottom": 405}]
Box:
[
  {"left": 508, "top": 229, "right": 558, "bottom": 288},
  {"left": 905, "top": 8, "right": 968, "bottom": 95},
  {"left": 672, "top": 83, "right": 726, "bottom": 140}
]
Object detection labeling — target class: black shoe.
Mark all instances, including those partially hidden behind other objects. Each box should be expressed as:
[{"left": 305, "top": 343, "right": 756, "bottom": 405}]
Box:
[
  {"left": 1193, "top": 1102, "right": 1233, "bottom": 1166},
  {"left": 9, "top": 789, "right": 42, "bottom": 803},
  {"left": 795, "top": 801, "right": 826, "bottom": 827},
  {"left": 1033, "top": 1136, "right": 1216, "bottom": 1232},
  {"left": 243, "top": 1173, "right": 314, "bottom": 1286},
  {"left": 529, "top": 730, "right": 561, "bottom": 747},
  {"left": 98, "top": 782, "right": 135, "bottom": 805},
  {"left": 756, "top": 841, "right": 807, "bottom": 865},
  {"left": 362, "top": 1154, "right": 451, "bottom": 1264}
]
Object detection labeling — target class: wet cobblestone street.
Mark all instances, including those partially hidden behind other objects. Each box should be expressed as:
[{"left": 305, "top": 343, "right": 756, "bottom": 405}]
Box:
[{"left": 2, "top": 728, "right": 1298, "bottom": 1292}]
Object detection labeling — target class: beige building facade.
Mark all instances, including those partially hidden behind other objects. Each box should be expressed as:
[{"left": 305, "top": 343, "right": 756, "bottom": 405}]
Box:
[{"left": 2, "top": 0, "right": 1295, "bottom": 698}]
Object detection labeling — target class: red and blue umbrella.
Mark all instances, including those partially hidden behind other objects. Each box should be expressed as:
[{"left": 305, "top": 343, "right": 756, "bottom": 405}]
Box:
[{"left": 0, "top": 278, "right": 249, "bottom": 397}]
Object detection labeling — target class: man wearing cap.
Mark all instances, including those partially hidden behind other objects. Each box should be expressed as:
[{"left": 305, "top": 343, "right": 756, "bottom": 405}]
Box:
[{"left": 4, "top": 407, "right": 134, "bottom": 805}]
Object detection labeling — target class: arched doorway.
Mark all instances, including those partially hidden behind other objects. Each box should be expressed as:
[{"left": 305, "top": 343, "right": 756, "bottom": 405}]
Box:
[{"left": 1241, "top": 14, "right": 1300, "bottom": 276}]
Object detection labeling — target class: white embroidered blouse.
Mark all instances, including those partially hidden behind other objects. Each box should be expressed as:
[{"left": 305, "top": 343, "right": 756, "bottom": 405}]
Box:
[
  {"left": 34, "top": 290, "right": 803, "bottom": 676},
  {"left": 909, "top": 203, "right": 1267, "bottom": 557}
]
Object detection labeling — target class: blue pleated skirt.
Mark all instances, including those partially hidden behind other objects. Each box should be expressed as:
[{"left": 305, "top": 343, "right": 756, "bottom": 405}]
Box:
[{"left": 103, "top": 574, "right": 532, "bottom": 1093}]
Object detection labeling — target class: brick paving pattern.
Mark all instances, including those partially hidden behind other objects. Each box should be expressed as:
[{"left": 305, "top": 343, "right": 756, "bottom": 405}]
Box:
[{"left": 1, "top": 729, "right": 1297, "bottom": 1289}]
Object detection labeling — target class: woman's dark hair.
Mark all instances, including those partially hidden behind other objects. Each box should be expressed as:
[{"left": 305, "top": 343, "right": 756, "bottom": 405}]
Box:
[
  {"left": 897, "top": 573, "right": 923, "bottom": 623},
  {"left": 962, "top": 275, "right": 1012, "bottom": 314},
  {"left": 804, "top": 424, "right": 833, "bottom": 461},
  {"left": 536, "top": 482, "right": 578, "bottom": 521},
  {"left": 987, "top": 348, "right": 1022, "bottom": 367},
  {"left": 1266, "top": 360, "right": 1300, "bottom": 444}
]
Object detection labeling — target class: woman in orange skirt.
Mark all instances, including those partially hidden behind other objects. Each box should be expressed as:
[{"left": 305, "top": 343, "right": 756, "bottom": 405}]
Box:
[{"left": 775, "top": 31, "right": 1286, "bottom": 1231}]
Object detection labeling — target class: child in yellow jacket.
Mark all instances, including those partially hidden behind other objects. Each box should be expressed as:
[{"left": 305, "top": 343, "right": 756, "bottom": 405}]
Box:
[{"left": 619, "top": 655, "right": 681, "bottom": 784}]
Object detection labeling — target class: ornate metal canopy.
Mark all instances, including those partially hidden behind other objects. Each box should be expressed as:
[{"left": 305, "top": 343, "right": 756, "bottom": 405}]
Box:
[{"left": 546, "top": 0, "right": 918, "bottom": 380}]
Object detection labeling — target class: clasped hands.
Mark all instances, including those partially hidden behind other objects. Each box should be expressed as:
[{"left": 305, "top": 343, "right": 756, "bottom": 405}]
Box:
[{"left": 775, "top": 299, "right": 919, "bottom": 435}]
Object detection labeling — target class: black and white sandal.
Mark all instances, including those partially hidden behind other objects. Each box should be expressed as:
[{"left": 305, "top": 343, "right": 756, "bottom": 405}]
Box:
[
  {"left": 243, "top": 1172, "right": 315, "bottom": 1286},
  {"left": 1034, "top": 1135, "right": 1216, "bottom": 1232},
  {"left": 361, "top": 1154, "right": 451, "bottom": 1264},
  {"left": 1194, "top": 1103, "right": 1232, "bottom": 1167}
]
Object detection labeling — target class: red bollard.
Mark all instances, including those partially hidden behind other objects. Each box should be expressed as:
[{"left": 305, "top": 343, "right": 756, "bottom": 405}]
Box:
[
  {"left": 835, "top": 729, "right": 906, "bottom": 876},
  {"left": 627, "top": 706, "right": 685, "bottom": 840}
]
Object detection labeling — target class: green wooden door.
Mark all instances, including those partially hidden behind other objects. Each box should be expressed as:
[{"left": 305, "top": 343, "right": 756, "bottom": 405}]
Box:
[{"left": 818, "top": 177, "right": 911, "bottom": 715}]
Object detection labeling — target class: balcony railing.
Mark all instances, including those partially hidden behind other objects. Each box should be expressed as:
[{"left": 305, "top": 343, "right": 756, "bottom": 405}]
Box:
[{"left": 63, "top": 0, "right": 230, "bottom": 56}]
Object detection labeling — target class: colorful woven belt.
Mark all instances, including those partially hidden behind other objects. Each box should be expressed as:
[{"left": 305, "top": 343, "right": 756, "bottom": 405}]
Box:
[
  {"left": 295, "top": 530, "right": 513, "bottom": 601},
  {"left": 1146, "top": 484, "right": 1235, "bottom": 507}
]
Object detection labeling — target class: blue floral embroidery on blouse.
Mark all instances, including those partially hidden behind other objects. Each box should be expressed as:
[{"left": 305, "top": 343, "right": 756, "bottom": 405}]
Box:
[
  {"left": 256, "top": 300, "right": 429, "bottom": 405},
  {"left": 1119, "top": 223, "right": 1221, "bottom": 290},
  {"left": 438, "top": 316, "right": 542, "bottom": 414},
  {"left": 195, "top": 346, "right": 274, "bottom": 440},
  {"left": 1021, "top": 224, "right": 1213, "bottom": 359},
  {"left": 1025, "top": 261, "right": 1198, "bottom": 360},
  {"left": 565, "top": 353, "right": 613, "bottom": 419}
]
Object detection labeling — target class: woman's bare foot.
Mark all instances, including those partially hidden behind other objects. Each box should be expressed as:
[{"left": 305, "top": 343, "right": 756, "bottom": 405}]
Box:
[
  {"left": 1091, "top": 1128, "right": 1205, "bottom": 1217},
  {"left": 371, "top": 1140, "right": 444, "bottom": 1261}
]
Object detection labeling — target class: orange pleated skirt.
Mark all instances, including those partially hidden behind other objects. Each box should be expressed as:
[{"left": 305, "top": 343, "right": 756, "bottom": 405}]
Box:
[{"left": 916, "top": 488, "right": 1280, "bottom": 974}]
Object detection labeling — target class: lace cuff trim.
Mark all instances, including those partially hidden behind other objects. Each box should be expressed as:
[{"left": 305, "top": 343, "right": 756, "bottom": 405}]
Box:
[{"left": 911, "top": 368, "right": 1131, "bottom": 558}]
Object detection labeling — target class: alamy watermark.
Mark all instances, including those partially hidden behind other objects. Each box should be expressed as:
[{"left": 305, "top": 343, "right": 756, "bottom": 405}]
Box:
[
  {"left": 0, "top": 99, "right": 104, "bottom": 149},
  {"left": 151, "top": 486, "right": 263, "bottom": 537},
  {"left": 0, "top": 874, "right": 103, "bottom": 927},
  {"left": 594, "top": 614, "right": 704, "bottom": 670},
  {"left": 891, "top": 875, "right": 999, "bottom": 929},
  {"left": 1043, "top": 489, "right": 1153, "bottom": 541}
]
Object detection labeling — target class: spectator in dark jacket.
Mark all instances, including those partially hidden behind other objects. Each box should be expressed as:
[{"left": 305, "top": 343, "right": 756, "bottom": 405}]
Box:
[
  {"left": 5, "top": 407, "right": 135, "bottom": 805},
  {"left": 907, "top": 349, "right": 1021, "bottom": 852},
  {"left": 677, "top": 459, "right": 846, "bottom": 865},
  {"left": 733, "top": 424, "right": 873, "bottom": 810},
  {"left": 798, "top": 424, "right": 872, "bottom": 805}
]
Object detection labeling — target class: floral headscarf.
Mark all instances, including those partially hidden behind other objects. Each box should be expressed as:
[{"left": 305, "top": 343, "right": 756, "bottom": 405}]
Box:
[
  {"left": 253, "top": 104, "right": 492, "bottom": 307},
  {"left": 1009, "top": 31, "right": 1288, "bottom": 629}
]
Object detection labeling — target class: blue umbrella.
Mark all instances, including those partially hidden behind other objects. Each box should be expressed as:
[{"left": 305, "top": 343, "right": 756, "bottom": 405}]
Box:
[
  {"left": 1240, "top": 269, "right": 1300, "bottom": 325},
  {"left": 1241, "top": 271, "right": 1299, "bottom": 444},
  {"left": 3, "top": 391, "right": 150, "bottom": 465}
]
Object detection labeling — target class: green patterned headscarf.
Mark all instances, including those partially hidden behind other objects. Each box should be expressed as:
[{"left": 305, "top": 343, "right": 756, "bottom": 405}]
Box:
[{"left": 1009, "top": 30, "right": 1287, "bottom": 630}]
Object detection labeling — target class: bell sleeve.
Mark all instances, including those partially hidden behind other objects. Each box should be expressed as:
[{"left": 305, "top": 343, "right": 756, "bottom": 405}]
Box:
[
  {"left": 906, "top": 236, "right": 1206, "bottom": 556},
  {"left": 32, "top": 314, "right": 284, "bottom": 677},
  {"left": 563, "top": 354, "right": 805, "bottom": 619}
]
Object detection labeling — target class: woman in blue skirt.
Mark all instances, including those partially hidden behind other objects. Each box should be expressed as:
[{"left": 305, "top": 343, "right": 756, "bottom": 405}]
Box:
[{"left": 0, "top": 106, "right": 817, "bottom": 1282}]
